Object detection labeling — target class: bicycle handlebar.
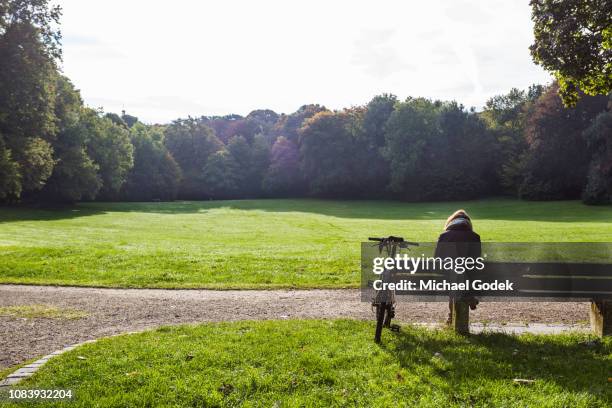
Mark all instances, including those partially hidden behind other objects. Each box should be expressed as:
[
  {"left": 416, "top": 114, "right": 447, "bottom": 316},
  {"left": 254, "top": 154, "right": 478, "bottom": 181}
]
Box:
[{"left": 368, "top": 236, "right": 419, "bottom": 246}]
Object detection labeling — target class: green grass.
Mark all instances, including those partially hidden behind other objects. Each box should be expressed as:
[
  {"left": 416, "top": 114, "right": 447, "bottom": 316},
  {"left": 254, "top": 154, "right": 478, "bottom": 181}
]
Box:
[
  {"left": 0, "top": 305, "right": 88, "bottom": 320},
  {"left": 0, "top": 358, "right": 39, "bottom": 382},
  {"left": 3, "top": 320, "right": 610, "bottom": 407},
  {"left": 0, "top": 199, "right": 610, "bottom": 288}
]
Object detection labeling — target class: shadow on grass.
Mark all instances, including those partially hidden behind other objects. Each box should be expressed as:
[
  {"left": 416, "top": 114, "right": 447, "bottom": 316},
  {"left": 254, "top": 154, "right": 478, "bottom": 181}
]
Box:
[
  {"left": 382, "top": 328, "right": 611, "bottom": 401},
  {"left": 1, "top": 198, "right": 610, "bottom": 223}
]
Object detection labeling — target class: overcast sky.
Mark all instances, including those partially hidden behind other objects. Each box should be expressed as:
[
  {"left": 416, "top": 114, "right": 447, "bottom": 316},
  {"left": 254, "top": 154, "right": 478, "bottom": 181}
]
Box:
[{"left": 58, "top": 0, "right": 553, "bottom": 123}]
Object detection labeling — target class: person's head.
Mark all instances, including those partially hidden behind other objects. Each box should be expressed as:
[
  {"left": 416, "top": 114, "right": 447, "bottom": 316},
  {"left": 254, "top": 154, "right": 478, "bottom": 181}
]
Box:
[{"left": 444, "top": 209, "right": 472, "bottom": 231}]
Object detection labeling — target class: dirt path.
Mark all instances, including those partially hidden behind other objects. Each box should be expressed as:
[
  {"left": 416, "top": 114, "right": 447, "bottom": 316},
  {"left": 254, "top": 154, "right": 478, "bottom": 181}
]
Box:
[{"left": 0, "top": 284, "right": 590, "bottom": 369}]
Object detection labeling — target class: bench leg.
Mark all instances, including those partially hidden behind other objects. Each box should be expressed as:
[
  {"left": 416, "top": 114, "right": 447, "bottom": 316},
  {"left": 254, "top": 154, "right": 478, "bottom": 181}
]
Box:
[
  {"left": 590, "top": 301, "right": 612, "bottom": 337},
  {"left": 450, "top": 300, "right": 470, "bottom": 335}
]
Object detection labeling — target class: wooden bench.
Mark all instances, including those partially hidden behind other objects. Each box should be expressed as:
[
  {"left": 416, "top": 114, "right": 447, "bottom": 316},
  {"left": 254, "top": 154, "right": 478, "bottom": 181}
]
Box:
[{"left": 392, "top": 262, "right": 612, "bottom": 336}]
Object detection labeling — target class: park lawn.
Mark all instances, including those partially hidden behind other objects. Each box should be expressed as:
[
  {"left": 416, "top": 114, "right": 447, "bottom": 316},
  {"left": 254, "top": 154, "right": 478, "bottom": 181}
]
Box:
[
  {"left": 3, "top": 320, "right": 611, "bottom": 407},
  {"left": 0, "top": 199, "right": 610, "bottom": 289}
]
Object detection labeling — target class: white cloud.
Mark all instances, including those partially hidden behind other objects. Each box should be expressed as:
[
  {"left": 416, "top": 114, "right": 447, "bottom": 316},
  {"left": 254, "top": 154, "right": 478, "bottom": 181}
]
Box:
[{"left": 56, "top": 0, "right": 552, "bottom": 123}]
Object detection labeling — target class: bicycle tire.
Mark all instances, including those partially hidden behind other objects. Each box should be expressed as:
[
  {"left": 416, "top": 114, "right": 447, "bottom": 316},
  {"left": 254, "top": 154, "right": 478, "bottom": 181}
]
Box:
[
  {"left": 374, "top": 303, "right": 386, "bottom": 343},
  {"left": 383, "top": 304, "right": 393, "bottom": 328}
]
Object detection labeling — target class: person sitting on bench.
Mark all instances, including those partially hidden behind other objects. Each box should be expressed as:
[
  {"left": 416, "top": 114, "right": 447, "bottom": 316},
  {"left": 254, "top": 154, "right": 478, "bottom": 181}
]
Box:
[{"left": 434, "top": 209, "right": 481, "bottom": 324}]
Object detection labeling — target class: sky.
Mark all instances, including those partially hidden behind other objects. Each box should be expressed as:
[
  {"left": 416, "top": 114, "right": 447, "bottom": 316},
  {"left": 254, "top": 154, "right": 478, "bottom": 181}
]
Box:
[{"left": 57, "top": 0, "right": 553, "bottom": 124}]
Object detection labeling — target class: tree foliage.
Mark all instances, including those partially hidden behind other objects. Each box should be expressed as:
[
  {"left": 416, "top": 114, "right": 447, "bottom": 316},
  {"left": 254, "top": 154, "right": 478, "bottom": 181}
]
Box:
[
  {"left": 582, "top": 109, "right": 612, "bottom": 203},
  {"left": 163, "top": 118, "right": 223, "bottom": 199},
  {"left": 530, "top": 0, "right": 612, "bottom": 106},
  {"left": 263, "top": 136, "right": 302, "bottom": 196},
  {"left": 121, "top": 124, "right": 181, "bottom": 201},
  {"left": 519, "top": 83, "right": 608, "bottom": 199}
]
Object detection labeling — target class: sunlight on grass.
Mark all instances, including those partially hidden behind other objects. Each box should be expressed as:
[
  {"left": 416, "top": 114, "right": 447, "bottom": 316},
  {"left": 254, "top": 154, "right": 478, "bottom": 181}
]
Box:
[
  {"left": 0, "top": 305, "right": 88, "bottom": 320},
  {"left": 0, "top": 199, "right": 610, "bottom": 288},
  {"left": 11, "top": 320, "right": 612, "bottom": 407}
]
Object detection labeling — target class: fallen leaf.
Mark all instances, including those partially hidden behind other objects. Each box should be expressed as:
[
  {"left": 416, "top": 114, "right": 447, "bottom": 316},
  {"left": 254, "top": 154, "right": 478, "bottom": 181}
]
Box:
[{"left": 513, "top": 379, "right": 536, "bottom": 385}]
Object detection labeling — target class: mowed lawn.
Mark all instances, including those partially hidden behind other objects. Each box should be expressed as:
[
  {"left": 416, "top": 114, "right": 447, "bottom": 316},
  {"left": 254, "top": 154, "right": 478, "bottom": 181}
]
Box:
[
  {"left": 0, "top": 199, "right": 610, "bottom": 288},
  {"left": 7, "top": 320, "right": 611, "bottom": 407}
]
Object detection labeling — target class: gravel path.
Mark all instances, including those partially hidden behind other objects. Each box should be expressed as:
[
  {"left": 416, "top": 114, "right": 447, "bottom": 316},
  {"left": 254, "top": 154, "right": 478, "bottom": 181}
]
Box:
[{"left": 0, "top": 284, "right": 590, "bottom": 370}]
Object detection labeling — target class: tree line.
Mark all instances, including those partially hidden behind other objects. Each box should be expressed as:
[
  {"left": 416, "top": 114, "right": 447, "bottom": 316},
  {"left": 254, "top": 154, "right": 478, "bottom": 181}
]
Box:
[{"left": 1, "top": 0, "right": 611, "bottom": 205}]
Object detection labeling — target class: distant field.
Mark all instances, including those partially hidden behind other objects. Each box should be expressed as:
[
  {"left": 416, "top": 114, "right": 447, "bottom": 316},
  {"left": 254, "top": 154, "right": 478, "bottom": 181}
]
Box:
[{"left": 0, "top": 199, "right": 610, "bottom": 289}]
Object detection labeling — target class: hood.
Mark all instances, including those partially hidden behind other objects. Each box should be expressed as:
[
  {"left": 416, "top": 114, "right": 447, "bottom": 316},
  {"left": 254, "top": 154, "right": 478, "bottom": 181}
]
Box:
[{"left": 445, "top": 217, "right": 472, "bottom": 231}]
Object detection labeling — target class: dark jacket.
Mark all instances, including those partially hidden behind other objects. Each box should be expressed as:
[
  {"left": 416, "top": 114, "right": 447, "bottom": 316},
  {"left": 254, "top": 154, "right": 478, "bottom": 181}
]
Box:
[
  {"left": 434, "top": 218, "right": 481, "bottom": 297},
  {"left": 434, "top": 218, "right": 481, "bottom": 259}
]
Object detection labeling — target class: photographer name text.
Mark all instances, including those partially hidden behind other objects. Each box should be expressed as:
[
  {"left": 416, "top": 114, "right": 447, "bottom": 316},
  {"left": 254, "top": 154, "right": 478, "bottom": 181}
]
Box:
[{"left": 372, "top": 279, "right": 515, "bottom": 291}]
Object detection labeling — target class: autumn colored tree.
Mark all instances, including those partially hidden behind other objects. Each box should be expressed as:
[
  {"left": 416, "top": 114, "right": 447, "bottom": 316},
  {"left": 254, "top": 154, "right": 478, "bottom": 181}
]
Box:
[
  {"left": 519, "top": 83, "right": 608, "bottom": 199},
  {"left": 263, "top": 136, "right": 302, "bottom": 196}
]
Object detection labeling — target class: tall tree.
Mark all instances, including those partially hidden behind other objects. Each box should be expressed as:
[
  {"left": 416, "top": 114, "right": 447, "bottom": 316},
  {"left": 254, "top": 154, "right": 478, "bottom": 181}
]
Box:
[
  {"left": 38, "top": 77, "right": 100, "bottom": 202},
  {"left": 0, "top": 133, "right": 20, "bottom": 200},
  {"left": 274, "top": 104, "right": 328, "bottom": 143},
  {"left": 582, "top": 109, "right": 612, "bottom": 203},
  {"left": 0, "top": 0, "right": 61, "bottom": 197},
  {"left": 384, "top": 98, "right": 495, "bottom": 200},
  {"left": 201, "top": 150, "right": 240, "bottom": 199},
  {"left": 163, "top": 117, "right": 223, "bottom": 198},
  {"left": 519, "top": 83, "right": 608, "bottom": 199},
  {"left": 383, "top": 98, "right": 441, "bottom": 200},
  {"left": 121, "top": 124, "right": 181, "bottom": 201},
  {"left": 263, "top": 136, "right": 302, "bottom": 196},
  {"left": 83, "top": 110, "right": 134, "bottom": 199},
  {"left": 481, "top": 86, "right": 544, "bottom": 194},
  {"left": 530, "top": 0, "right": 612, "bottom": 106},
  {"left": 356, "top": 94, "right": 397, "bottom": 196},
  {"left": 226, "top": 134, "right": 270, "bottom": 197},
  {"left": 299, "top": 110, "right": 363, "bottom": 197}
]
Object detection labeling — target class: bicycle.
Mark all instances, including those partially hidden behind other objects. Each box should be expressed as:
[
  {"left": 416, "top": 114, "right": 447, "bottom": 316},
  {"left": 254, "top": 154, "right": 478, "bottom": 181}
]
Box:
[{"left": 368, "top": 236, "right": 419, "bottom": 343}]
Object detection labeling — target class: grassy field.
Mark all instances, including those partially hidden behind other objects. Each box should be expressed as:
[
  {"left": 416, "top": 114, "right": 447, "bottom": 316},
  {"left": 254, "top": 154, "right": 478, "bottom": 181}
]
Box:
[
  {"left": 0, "top": 199, "right": 610, "bottom": 288},
  {"left": 3, "top": 320, "right": 610, "bottom": 407}
]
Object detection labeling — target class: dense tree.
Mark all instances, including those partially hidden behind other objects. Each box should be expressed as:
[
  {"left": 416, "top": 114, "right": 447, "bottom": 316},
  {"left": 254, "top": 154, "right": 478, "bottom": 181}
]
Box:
[
  {"left": 0, "top": 134, "right": 20, "bottom": 200},
  {"left": 530, "top": 0, "right": 612, "bottom": 106},
  {"left": 0, "top": 0, "right": 62, "bottom": 59},
  {"left": 383, "top": 98, "right": 441, "bottom": 200},
  {"left": 36, "top": 76, "right": 103, "bottom": 202},
  {"left": 226, "top": 134, "right": 270, "bottom": 197},
  {"left": 245, "top": 109, "right": 279, "bottom": 144},
  {"left": 203, "top": 114, "right": 243, "bottom": 144},
  {"left": 519, "top": 83, "right": 609, "bottom": 199},
  {"left": 582, "top": 109, "right": 612, "bottom": 203},
  {"left": 263, "top": 136, "right": 302, "bottom": 196},
  {"left": 201, "top": 150, "right": 240, "bottom": 199},
  {"left": 0, "top": 2, "right": 59, "bottom": 196},
  {"left": 121, "top": 124, "right": 181, "bottom": 201},
  {"left": 384, "top": 98, "right": 496, "bottom": 200},
  {"left": 275, "top": 104, "right": 328, "bottom": 143},
  {"left": 83, "top": 110, "right": 133, "bottom": 199},
  {"left": 104, "top": 112, "right": 128, "bottom": 128},
  {"left": 354, "top": 94, "right": 397, "bottom": 196},
  {"left": 481, "top": 86, "right": 544, "bottom": 194},
  {"left": 300, "top": 110, "right": 364, "bottom": 197},
  {"left": 163, "top": 118, "right": 223, "bottom": 198}
]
